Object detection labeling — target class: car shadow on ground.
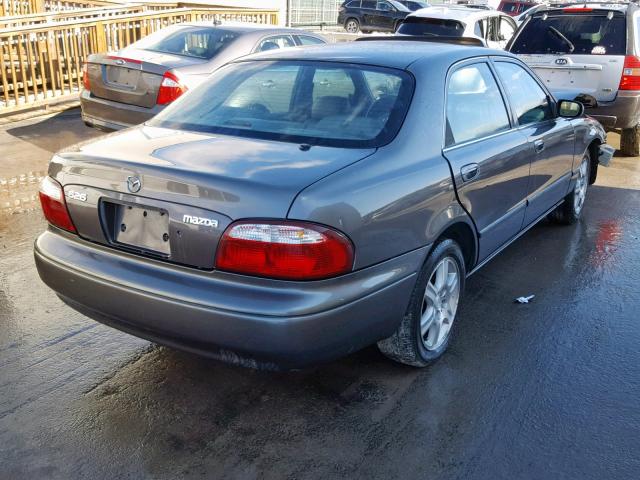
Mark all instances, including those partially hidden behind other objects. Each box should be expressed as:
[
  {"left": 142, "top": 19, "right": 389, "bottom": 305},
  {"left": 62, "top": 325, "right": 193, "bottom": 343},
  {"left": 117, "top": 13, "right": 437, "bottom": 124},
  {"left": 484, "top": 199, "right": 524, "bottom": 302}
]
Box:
[{"left": 5, "top": 108, "right": 103, "bottom": 153}]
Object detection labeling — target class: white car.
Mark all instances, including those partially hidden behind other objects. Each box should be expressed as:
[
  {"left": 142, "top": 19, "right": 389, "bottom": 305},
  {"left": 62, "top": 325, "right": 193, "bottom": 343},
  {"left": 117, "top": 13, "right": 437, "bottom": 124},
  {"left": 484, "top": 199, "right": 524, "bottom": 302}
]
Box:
[{"left": 396, "top": 5, "right": 517, "bottom": 49}]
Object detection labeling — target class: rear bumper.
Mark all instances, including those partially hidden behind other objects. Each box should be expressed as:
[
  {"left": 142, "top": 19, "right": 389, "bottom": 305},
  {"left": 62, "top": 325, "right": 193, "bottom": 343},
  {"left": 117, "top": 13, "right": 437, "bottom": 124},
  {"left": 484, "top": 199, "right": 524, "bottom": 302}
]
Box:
[
  {"left": 80, "top": 90, "right": 163, "bottom": 131},
  {"left": 34, "top": 229, "right": 423, "bottom": 369},
  {"left": 587, "top": 91, "right": 640, "bottom": 130}
]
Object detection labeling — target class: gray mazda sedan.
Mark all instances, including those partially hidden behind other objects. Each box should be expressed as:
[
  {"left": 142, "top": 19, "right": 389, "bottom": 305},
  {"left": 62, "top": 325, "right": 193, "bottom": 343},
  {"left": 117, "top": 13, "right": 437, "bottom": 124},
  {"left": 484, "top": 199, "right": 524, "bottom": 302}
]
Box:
[
  {"left": 80, "top": 23, "right": 325, "bottom": 131},
  {"left": 36, "top": 39, "right": 613, "bottom": 369}
]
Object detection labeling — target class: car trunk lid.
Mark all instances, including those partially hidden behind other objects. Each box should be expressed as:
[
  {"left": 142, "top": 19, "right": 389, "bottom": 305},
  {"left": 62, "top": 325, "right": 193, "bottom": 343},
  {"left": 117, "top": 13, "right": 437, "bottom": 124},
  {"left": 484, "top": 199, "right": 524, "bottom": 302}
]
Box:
[
  {"left": 54, "top": 126, "right": 376, "bottom": 269},
  {"left": 85, "top": 49, "right": 203, "bottom": 108}
]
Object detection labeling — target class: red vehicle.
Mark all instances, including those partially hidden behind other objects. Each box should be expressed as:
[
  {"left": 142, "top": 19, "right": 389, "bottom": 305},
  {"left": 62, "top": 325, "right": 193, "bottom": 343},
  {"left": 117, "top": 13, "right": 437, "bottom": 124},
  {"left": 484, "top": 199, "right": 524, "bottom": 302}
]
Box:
[{"left": 498, "top": 0, "right": 537, "bottom": 16}]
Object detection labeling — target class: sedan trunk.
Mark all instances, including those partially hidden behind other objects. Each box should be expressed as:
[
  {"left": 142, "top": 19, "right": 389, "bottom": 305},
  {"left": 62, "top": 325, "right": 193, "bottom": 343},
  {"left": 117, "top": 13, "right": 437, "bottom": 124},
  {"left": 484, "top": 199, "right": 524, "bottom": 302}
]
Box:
[
  {"left": 54, "top": 126, "right": 375, "bottom": 269},
  {"left": 85, "top": 50, "right": 203, "bottom": 108}
]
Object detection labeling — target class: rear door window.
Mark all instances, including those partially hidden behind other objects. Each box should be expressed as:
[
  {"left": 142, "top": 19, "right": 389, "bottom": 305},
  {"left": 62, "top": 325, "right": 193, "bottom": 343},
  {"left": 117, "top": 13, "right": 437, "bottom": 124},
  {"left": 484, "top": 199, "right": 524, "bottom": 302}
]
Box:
[
  {"left": 510, "top": 13, "right": 626, "bottom": 55},
  {"left": 495, "top": 62, "right": 553, "bottom": 125},
  {"left": 446, "top": 63, "right": 511, "bottom": 146},
  {"left": 297, "top": 35, "right": 325, "bottom": 45},
  {"left": 257, "top": 35, "right": 296, "bottom": 52}
]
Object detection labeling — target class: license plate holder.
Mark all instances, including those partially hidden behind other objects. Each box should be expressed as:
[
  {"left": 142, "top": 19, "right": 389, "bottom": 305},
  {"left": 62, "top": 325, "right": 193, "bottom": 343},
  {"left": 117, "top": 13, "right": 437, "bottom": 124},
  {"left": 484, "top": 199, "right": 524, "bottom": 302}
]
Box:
[
  {"left": 106, "top": 66, "right": 140, "bottom": 88},
  {"left": 113, "top": 203, "right": 170, "bottom": 256}
]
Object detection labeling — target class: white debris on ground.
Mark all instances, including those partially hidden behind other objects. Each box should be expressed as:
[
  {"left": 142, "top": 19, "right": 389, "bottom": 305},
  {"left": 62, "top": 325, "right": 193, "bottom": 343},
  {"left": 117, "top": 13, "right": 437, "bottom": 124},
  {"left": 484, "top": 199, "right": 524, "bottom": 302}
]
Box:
[{"left": 515, "top": 295, "right": 535, "bottom": 304}]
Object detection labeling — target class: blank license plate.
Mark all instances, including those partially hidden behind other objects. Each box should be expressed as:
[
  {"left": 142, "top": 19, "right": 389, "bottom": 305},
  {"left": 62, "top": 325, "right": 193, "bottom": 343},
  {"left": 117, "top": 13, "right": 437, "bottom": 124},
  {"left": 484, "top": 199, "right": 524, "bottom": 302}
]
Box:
[
  {"left": 115, "top": 204, "right": 170, "bottom": 255},
  {"left": 106, "top": 66, "right": 140, "bottom": 88}
]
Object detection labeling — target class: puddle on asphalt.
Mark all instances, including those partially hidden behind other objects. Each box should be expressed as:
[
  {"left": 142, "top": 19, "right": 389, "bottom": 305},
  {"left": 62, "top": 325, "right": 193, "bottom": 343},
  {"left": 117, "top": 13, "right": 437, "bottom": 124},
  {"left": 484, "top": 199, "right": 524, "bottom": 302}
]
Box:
[
  {"left": 590, "top": 219, "right": 624, "bottom": 267},
  {"left": 0, "top": 171, "right": 46, "bottom": 217}
]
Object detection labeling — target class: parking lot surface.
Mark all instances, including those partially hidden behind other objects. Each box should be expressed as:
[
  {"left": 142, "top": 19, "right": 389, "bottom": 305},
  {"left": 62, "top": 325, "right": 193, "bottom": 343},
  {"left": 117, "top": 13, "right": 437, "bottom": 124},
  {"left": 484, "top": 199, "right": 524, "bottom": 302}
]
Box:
[{"left": 1, "top": 111, "right": 640, "bottom": 479}]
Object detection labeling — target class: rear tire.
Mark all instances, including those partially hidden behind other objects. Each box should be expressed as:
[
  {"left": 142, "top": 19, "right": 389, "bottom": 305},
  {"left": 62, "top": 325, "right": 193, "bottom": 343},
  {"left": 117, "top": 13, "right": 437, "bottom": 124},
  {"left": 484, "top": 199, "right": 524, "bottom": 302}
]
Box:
[
  {"left": 620, "top": 125, "right": 640, "bottom": 156},
  {"left": 549, "top": 151, "right": 590, "bottom": 225},
  {"left": 344, "top": 18, "right": 360, "bottom": 33},
  {"left": 378, "top": 239, "right": 465, "bottom": 367}
]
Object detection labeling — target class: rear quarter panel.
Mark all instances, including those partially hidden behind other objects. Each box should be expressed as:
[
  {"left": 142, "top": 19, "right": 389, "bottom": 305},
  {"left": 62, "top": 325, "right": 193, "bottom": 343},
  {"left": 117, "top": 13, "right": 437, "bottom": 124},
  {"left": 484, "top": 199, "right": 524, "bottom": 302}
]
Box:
[{"left": 288, "top": 57, "right": 477, "bottom": 270}]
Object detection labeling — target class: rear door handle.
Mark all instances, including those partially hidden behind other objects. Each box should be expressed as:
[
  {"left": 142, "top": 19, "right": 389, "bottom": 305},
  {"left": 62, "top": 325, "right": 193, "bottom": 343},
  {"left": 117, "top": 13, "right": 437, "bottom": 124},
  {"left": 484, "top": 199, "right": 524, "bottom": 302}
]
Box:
[
  {"left": 534, "top": 139, "right": 545, "bottom": 153},
  {"left": 460, "top": 163, "right": 480, "bottom": 182}
]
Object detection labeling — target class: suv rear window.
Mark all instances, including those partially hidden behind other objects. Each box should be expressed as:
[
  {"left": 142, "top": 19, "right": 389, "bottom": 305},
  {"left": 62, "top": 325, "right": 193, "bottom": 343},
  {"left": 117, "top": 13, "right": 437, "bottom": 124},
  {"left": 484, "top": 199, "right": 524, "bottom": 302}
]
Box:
[
  {"left": 397, "top": 17, "right": 465, "bottom": 36},
  {"left": 510, "top": 13, "right": 626, "bottom": 55},
  {"left": 149, "top": 61, "right": 414, "bottom": 149}
]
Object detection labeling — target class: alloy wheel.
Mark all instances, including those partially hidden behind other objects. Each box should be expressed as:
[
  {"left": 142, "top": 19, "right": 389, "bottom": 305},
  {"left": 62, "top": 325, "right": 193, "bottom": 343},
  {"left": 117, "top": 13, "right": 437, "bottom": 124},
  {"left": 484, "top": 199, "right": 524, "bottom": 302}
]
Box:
[
  {"left": 573, "top": 156, "right": 589, "bottom": 215},
  {"left": 346, "top": 20, "right": 359, "bottom": 33},
  {"left": 420, "top": 256, "right": 460, "bottom": 350}
]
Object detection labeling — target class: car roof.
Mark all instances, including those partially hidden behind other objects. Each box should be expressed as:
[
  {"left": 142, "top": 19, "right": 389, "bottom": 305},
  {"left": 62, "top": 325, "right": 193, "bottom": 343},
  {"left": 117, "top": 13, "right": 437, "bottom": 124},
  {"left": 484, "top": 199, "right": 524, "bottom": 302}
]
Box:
[
  {"left": 236, "top": 40, "right": 511, "bottom": 69},
  {"left": 541, "top": 3, "right": 630, "bottom": 13},
  {"left": 408, "top": 5, "right": 503, "bottom": 22},
  {"left": 177, "top": 22, "right": 322, "bottom": 35}
]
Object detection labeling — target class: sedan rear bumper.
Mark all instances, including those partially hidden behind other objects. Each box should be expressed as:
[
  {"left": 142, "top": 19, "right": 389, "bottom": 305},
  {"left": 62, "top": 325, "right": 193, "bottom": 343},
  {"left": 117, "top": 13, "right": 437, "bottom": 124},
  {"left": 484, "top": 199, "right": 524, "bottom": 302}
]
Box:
[
  {"left": 80, "top": 90, "right": 163, "bottom": 131},
  {"left": 34, "top": 229, "right": 423, "bottom": 369}
]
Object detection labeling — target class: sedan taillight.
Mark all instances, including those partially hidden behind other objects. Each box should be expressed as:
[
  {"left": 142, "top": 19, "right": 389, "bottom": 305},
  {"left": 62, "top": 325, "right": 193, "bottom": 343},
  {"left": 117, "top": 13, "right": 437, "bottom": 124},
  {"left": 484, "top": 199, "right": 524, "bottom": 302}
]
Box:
[
  {"left": 215, "top": 221, "right": 354, "bottom": 280},
  {"left": 156, "top": 70, "right": 187, "bottom": 105},
  {"left": 82, "top": 63, "right": 90, "bottom": 91},
  {"left": 619, "top": 56, "right": 640, "bottom": 90},
  {"left": 38, "top": 176, "right": 76, "bottom": 233}
]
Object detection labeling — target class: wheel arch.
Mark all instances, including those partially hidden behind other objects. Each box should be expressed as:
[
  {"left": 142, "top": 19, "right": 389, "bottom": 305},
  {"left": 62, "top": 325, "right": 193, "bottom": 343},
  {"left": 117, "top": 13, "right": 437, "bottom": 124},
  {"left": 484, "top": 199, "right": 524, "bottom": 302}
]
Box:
[
  {"left": 429, "top": 219, "right": 478, "bottom": 273},
  {"left": 587, "top": 138, "right": 601, "bottom": 185},
  {"left": 344, "top": 16, "right": 359, "bottom": 27}
]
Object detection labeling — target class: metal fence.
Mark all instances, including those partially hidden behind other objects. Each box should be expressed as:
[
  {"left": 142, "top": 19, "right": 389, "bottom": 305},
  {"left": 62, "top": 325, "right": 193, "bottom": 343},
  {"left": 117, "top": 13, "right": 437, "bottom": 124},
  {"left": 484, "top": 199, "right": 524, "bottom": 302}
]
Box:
[
  {"left": 0, "top": 6, "right": 279, "bottom": 113},
  {"left": 289, "top": 0, "right": 341, "bottom": 26}
]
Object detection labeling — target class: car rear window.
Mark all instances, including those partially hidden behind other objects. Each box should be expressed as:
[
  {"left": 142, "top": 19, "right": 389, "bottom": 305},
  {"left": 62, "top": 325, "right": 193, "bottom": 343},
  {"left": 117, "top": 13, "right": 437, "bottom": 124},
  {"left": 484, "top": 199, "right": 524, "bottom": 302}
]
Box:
[
  {"left": 510, "top": 13, "right": 626, "bottom": 55},
  {"left": 500, "top": 2, "right": 529, "bottom": 15},
  {"left": 134, "top": 26, "right": 240, "bottom": 60},
  {"left": 397, "top": 17, "right": 465, "bottom": 36},
  {"left": 149, "top": 61, "right": 414, "bottom": 149}
]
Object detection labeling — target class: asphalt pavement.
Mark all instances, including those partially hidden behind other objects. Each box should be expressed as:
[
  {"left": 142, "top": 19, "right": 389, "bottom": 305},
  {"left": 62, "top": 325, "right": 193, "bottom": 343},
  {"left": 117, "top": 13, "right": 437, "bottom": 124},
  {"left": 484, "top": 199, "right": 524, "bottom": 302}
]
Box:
[{"left": 1, "top": 111, "right": 639, "bottom": 479}]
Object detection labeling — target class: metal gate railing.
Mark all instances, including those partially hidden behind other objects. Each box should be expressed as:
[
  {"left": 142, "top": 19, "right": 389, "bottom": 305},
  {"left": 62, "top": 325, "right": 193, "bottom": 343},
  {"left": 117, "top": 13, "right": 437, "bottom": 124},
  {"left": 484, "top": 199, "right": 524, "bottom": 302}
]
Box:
[{"left": 289, "top": 0, "right": 341, "bottom": 26}]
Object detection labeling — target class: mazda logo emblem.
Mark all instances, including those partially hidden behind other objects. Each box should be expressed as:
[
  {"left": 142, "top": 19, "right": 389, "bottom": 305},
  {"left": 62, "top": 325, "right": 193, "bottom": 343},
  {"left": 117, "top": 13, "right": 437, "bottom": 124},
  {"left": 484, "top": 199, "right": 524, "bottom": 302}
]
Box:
[
  {"left": 126, "top": 176, "right": 142, "bottom": 193},
  {"left": 115, "top": 59, "right": 125, "bottom": 65},
  {"left": 555, "top": 58, "right": 568, "bottom": 65}
]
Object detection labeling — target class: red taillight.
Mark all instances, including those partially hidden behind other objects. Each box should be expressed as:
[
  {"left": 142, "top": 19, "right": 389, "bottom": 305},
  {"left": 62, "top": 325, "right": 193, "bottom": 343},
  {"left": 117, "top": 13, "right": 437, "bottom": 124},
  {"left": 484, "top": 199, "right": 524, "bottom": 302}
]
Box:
[
  {"left": 82, "top": 63, "right": 90, "bottom": 91},
  {"left": 619, "top": 56, "right": 640, "bottom": 90},
  {"left": 38, "top": 176, "right": 76, "bottom": 233},
  {"left": 215, "top": 221, "right": 354, "bottom": 280},
  {"left": 156, "top": 70, "right": 187, "bottom": 105},
  {"left": 563, "top": 7, "right": 592, "bottom": 12}
]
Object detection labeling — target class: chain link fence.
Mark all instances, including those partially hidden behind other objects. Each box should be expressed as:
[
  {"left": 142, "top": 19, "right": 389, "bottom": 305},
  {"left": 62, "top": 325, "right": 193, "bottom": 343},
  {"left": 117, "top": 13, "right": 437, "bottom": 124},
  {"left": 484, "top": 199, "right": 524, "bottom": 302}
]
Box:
[{"left": 289, "top": 0, "right": 341, "bottom": 26}]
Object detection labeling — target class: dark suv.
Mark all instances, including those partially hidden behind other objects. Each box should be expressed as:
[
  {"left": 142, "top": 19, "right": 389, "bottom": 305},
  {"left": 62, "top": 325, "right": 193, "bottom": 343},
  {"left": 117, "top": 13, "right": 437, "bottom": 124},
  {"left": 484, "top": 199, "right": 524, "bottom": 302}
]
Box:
[{"left": 338, "top": 0, "right": 412, "bottom": 33}]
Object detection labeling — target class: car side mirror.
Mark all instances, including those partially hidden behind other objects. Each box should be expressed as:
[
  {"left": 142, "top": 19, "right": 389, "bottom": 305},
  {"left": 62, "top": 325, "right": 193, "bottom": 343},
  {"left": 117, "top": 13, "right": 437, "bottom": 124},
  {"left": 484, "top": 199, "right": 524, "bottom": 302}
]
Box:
[{"left": 558, "top": 100, "right": 584, "bottom": 118}]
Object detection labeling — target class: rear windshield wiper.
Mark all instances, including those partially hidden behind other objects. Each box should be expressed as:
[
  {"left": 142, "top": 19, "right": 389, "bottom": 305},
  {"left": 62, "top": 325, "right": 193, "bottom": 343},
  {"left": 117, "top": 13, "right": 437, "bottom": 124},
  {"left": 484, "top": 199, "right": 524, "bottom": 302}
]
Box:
[{"left": 547, "top": 26, "right": 575, "bottom": 53}]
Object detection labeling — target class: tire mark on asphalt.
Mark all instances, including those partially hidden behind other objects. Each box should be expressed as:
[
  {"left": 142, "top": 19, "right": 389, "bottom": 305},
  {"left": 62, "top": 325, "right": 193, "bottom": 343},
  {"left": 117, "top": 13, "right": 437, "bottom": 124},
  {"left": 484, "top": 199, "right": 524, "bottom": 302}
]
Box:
[{"left": 82, "top": 343, "right": 157, "bottom": 395}]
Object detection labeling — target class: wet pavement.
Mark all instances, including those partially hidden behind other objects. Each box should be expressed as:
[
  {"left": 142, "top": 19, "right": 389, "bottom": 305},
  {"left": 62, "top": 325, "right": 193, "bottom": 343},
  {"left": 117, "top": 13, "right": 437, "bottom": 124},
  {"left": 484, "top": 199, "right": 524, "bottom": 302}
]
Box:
[{"left": 1, "top": 113, "right": 640, "bottom": 479}]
